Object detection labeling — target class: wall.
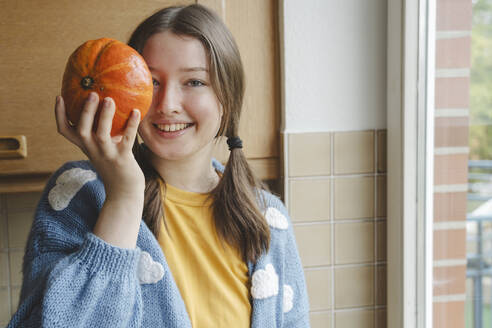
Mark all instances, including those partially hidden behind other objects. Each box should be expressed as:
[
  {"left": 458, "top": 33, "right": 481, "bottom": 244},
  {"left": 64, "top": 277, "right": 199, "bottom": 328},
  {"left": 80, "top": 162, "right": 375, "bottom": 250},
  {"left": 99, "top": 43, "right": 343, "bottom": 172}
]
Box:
[
  {"left": 281, "top": 0, "right": 388, "bottom": 327},
  {"left": 432, "top": 0, "right": 472, "bottom": 327},
  {"left": 282, "top": 0, "right": 387, "bottom": 133}
]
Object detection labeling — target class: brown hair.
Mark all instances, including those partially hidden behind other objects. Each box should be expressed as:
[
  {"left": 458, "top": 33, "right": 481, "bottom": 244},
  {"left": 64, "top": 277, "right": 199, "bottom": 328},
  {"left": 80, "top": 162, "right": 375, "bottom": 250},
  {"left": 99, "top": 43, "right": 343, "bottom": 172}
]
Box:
[{"left": 129, "top": 4, "right": 270, "bottom": 263}]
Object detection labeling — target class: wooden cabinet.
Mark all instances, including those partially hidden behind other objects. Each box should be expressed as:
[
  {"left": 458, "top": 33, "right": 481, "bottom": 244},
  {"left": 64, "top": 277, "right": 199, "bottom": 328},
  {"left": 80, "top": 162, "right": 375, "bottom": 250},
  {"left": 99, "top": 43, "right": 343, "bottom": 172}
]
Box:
[
  {"left": 0, "top": 0, "right": 281, "bottom": 193},
  {"left": 202, "top": 0, "right": 281, "bottom": 185}
]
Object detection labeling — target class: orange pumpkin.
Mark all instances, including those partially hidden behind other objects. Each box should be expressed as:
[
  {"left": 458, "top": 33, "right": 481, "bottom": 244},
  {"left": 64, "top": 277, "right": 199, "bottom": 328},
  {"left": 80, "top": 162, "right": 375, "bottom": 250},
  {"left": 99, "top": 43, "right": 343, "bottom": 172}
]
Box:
[{"left": 61, "top": 37, "right": 153, "bottom": 136}]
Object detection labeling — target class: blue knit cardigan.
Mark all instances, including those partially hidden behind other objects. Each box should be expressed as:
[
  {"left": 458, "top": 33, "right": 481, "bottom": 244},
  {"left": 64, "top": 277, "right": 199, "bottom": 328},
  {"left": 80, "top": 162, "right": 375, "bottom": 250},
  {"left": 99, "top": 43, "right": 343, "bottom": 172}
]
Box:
[{"left": 7, "top": 160, "right": 310, "bottom": 327}]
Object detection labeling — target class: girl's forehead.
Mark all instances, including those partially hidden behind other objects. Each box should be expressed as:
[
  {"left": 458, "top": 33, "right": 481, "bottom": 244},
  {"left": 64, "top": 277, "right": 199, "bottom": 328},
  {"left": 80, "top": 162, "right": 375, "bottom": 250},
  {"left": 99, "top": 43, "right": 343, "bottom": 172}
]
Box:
[{"left": 142, "top": 31, "right": 208, "bottom": 70}]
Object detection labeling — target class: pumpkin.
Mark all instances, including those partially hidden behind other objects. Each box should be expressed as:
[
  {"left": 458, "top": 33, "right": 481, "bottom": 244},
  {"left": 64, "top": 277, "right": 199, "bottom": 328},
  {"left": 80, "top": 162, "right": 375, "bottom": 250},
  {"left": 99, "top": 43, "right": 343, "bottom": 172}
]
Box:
[{"left": 61, "top": 37, "right": 153, "bottom": 136}]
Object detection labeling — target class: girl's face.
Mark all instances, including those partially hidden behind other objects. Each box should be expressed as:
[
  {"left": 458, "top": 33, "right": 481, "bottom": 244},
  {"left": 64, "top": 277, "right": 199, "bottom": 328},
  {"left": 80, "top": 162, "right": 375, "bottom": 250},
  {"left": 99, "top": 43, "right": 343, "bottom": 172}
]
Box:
[{"left": 138, "top": 31, "right": 222, "bottom": 163}]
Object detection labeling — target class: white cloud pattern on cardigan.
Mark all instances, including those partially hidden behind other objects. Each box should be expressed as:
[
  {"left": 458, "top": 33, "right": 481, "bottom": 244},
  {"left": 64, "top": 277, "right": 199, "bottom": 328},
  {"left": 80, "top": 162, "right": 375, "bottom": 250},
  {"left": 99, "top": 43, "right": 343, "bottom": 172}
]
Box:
[
  {"left": 49, "top": 168, "right": 97, "bottom": 211},
  {"left": 138, "top": 251, "right": 165, "bottom": 284},
  {"left": 264, "top": 207, "right": 289, "bottom": 230},
  {"left": 251, "top": 264, "right": 279, "bottom": 299},
  {"left": 283, "top": 284, "right": 294, "bottom": 313}
]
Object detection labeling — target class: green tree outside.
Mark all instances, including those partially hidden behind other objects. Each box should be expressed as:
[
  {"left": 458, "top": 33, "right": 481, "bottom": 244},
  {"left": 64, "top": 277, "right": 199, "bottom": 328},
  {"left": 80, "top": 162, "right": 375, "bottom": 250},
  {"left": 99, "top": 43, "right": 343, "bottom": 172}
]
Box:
[{"left": 470, "top": 0, "right": 492, "bottom": 160}]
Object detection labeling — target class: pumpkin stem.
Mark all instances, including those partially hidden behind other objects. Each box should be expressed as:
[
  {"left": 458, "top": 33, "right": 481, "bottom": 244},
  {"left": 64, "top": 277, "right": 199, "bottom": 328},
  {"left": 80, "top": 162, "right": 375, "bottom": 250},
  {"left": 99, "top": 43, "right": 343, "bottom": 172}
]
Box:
[{"left": 81, "top": 76, "right": 94, "bottom": 90}]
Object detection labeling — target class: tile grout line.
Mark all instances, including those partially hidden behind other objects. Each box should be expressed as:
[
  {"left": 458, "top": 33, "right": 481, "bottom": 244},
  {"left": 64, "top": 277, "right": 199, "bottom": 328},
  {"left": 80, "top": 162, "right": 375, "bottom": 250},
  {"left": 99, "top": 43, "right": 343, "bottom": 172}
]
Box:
[
  {"left": 373, "top": 129, "right": 378, "bottom": 326},
  {"left": 330, "top": 132, "right": 335, "bottom": 327}
]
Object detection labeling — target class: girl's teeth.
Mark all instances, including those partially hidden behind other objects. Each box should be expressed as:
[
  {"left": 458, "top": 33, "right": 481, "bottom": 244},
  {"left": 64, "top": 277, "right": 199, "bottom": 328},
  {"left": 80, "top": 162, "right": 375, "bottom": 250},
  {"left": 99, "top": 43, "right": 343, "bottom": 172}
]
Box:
[{"left": 157, "top": 123, "right": 190, "bottom": 132}]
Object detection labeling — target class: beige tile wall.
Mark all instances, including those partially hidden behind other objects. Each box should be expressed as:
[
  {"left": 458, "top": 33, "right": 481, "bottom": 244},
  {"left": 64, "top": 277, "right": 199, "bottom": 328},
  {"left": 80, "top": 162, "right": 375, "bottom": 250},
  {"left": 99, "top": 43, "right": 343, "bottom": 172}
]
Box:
[
  {"left": 287, "top": 130, "right": 387, "bottom": 328},
  {"left": 0, "top": 192, "right": 42, "bottom": 327}
]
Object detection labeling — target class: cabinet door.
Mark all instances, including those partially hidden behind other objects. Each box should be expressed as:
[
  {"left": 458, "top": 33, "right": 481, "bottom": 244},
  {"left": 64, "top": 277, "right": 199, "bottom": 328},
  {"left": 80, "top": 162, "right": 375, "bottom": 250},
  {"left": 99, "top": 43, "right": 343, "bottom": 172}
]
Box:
[
  {"left": 203, "top": 0, "right": 281, "bottom": 180},
  {"left": 0, "top": 0, "right": 192, "bottom": 191},
  {"left": 0, "top": 0, "right": 280, "bottom": 192}
]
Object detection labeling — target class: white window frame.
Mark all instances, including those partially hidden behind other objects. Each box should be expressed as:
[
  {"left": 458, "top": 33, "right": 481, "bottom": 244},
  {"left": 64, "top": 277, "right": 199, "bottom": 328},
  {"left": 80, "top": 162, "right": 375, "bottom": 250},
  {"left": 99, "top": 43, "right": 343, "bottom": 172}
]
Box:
[{"left": 387, "top": 0, "right": 435, "bottom": 327}]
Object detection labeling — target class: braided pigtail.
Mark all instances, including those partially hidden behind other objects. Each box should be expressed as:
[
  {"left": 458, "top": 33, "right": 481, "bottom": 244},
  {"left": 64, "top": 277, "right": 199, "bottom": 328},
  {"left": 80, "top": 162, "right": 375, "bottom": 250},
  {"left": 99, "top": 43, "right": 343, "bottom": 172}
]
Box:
[{"left": 211, "top": 138, "right": 270, "bottom": 263}]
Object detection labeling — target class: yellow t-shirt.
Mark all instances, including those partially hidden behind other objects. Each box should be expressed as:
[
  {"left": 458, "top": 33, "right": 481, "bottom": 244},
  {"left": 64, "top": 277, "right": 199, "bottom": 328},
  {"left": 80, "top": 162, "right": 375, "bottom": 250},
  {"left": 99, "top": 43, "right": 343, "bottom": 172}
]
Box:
[{"left": 157, "top": 180, "right": 251, "bottom": 328}]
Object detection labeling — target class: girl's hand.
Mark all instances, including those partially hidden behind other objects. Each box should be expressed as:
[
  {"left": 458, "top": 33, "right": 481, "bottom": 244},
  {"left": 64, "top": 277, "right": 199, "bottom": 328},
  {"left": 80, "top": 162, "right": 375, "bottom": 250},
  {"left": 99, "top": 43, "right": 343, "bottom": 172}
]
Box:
[{"left": 54, "top": 92, "right": 145, "bottom": 200}]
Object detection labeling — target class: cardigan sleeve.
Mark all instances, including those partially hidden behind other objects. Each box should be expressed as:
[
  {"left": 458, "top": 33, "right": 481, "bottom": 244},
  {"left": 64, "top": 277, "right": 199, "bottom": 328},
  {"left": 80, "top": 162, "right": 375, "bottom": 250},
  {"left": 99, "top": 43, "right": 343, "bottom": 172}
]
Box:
[
  {"left": 7, "top": 162, "right": 144, "bottom": 328},
  {"left": 265, "top": 194, "right": 311, "bottom": 327}
]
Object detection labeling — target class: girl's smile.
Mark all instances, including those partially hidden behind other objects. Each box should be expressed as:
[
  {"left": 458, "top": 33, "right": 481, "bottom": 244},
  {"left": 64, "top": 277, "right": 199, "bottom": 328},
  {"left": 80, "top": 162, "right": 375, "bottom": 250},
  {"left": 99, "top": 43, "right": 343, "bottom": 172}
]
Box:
[{"left": 152, "top": 122, "right": 195, "bottom": 139}]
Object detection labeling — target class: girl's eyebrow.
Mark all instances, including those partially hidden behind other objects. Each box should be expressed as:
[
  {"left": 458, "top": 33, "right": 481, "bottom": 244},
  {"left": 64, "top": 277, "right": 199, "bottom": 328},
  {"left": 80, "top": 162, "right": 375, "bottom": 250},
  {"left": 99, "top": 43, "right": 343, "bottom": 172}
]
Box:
[
  {"left": 179, "top": 67, "right": 208, "bottom": 72},
  {"left": 147, "top": 66, "right": 208, "bottom": 72}
]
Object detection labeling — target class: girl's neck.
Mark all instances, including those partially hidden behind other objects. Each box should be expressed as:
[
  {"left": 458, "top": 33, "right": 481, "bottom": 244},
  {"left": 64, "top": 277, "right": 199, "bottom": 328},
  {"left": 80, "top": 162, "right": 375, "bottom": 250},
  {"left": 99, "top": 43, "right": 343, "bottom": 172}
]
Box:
[{"left": 149, "top": 148, "right": 219, "bottom": 194}]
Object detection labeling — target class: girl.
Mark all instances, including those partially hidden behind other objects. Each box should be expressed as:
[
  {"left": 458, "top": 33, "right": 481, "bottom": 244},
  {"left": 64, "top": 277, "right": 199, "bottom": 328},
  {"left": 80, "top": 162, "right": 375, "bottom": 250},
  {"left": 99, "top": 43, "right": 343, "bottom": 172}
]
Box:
[{"left": 8, "top": 4, "right": 309, "bottom": 327}]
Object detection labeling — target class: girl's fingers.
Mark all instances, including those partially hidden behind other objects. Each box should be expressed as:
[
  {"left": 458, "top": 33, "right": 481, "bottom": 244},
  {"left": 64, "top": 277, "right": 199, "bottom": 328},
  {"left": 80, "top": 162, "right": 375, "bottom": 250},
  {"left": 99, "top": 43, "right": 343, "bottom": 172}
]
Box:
[
  {"left": 77, "top": 92, "right": 99, "bottom": 139},
  {"left": 55, "top": 94, "right": 138, "bottom": 160},
  {"left": 95, "top": 97, "right": 115, "bottom": 148},
  {"left": 120, "top": 109, "right": 141, "bottom": 151},
  {"left": 54, "top": 96, "right": 85, "bottom": 150}
]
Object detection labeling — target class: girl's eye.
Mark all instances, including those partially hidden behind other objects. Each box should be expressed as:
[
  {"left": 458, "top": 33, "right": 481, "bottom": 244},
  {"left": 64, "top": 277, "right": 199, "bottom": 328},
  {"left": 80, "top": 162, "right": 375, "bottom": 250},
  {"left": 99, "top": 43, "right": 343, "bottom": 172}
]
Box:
[
  {"left": 187, "top": 80, "right": 205, "bottom": 87},
  {"left": 152, "top": 79, "right": 160, "bottom": 87}
]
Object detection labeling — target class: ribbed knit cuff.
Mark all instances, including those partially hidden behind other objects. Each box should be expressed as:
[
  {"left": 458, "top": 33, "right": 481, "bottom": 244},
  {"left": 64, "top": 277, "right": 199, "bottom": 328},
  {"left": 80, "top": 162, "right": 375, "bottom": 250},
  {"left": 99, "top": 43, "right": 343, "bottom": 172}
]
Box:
[{"left": 74, "top": 233, "right": 142, "bottom": 279}]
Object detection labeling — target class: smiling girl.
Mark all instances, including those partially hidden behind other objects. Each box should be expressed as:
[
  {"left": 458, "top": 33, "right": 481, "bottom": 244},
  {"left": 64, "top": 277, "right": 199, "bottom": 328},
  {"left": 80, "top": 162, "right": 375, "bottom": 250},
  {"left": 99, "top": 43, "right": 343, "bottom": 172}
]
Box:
[{"left": 8, "top": 4, "right": 309, "bottom": 328}]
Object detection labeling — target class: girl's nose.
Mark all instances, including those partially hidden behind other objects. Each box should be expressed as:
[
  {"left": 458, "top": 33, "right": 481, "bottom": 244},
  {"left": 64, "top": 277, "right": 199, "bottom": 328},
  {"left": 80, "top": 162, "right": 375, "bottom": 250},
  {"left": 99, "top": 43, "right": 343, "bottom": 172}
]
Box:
[{"left": 155, "top": 83, "right": 182, "bottom": 114}]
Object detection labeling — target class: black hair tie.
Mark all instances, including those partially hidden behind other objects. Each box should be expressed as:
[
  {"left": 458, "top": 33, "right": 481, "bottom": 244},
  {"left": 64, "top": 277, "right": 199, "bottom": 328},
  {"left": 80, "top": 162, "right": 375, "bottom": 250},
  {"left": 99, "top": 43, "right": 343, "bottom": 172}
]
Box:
[{"left": 227, "top": 136, "right": 243, "bottom": 150}]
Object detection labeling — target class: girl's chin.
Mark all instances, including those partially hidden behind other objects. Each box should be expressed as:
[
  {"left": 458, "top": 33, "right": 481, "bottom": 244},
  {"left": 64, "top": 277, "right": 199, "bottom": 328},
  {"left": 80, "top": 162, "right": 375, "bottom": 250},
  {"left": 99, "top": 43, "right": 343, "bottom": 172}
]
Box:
[{"left": 148, "top": 149, "right": 189, "bottom": 162}]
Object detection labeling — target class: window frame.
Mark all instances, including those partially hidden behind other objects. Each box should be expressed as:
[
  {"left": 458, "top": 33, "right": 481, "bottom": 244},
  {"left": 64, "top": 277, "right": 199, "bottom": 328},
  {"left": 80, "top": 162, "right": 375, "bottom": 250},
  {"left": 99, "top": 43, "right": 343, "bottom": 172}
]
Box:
[{"left": 387, "top": 0, "right": 435, "bottom": 327}]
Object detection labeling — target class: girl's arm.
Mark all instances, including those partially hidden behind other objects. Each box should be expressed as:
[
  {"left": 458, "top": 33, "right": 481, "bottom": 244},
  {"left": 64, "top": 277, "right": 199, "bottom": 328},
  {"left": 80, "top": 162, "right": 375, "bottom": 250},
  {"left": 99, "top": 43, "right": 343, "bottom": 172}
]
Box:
[
  {"left": 268, "top": 195, "right": 311, "bottom": 327},
  {"left": 8, "top": 93, "right": 148, "bottom": 327},
  {"left": 282, "top": 222, "right": 311, "bottom": 327},
  {"left": 8, "top": 162, "right": 144, "bottom": 327},
  {"left": 55, "top": 93, "right": 145, "bottom": 248}
]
